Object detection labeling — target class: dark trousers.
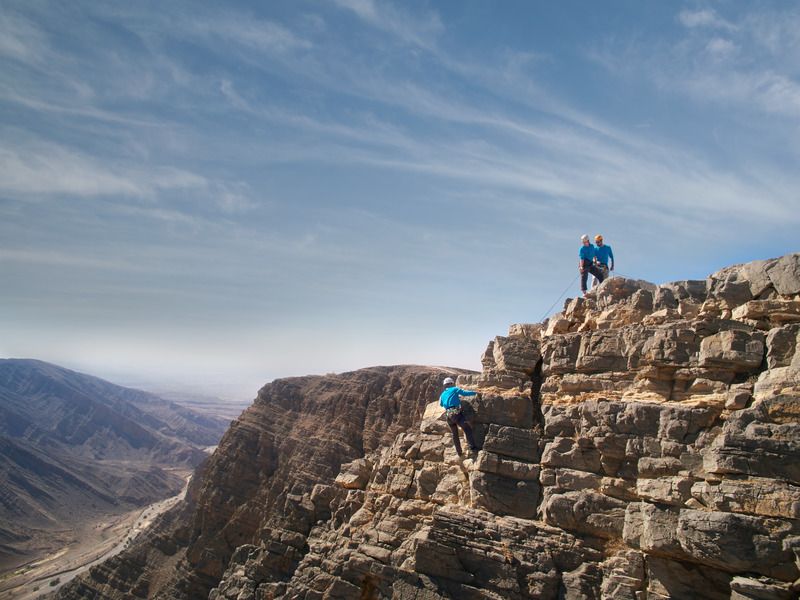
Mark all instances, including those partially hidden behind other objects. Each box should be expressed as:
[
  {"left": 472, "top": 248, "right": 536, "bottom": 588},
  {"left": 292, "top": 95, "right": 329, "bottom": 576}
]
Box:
[
  {"left": 447, "top": 411, "right": 477, "bottom": 455},
  {"left": 580, "top": 260, "right": 604, "bottom": 292}
]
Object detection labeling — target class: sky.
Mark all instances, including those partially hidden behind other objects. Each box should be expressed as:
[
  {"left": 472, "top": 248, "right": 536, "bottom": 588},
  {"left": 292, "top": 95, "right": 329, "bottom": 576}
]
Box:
[{"left": 1, "top": 1, "right": 798, "bottom": 400}]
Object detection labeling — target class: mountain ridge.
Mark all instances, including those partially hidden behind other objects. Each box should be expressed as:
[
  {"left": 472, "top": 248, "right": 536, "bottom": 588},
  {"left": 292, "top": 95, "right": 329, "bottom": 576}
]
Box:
[{"left": 0, "top": 359, "right": 230, "bottom": 572}]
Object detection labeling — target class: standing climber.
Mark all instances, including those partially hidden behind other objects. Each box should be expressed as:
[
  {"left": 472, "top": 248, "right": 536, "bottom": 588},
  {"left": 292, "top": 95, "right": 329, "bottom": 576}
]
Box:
[
  {"left": 592, "top": 234, "right": 614, "bottom": 288},
  {"left": 439, "top": 377, "right": 479, "bottom": 456},
  {"left": 579, "top": 234, "right": 604, "bottom": 296}
]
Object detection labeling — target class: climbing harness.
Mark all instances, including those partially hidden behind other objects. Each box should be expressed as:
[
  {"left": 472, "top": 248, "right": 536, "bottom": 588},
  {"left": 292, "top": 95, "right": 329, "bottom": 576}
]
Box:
[{"left": 445, "top": 406, "right": 463, "bottom": 419}]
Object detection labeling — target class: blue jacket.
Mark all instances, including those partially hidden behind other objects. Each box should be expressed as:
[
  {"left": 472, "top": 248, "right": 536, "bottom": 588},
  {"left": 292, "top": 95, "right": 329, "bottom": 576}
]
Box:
[
  {"left": 595, "top": 244, "right": 614, "bottom": 266},
  {"left": 579, "top": 244, "right": 596, "bottom": 261},
  {"left": 439, "top": 386, "right": 477, "bottom": 409}
]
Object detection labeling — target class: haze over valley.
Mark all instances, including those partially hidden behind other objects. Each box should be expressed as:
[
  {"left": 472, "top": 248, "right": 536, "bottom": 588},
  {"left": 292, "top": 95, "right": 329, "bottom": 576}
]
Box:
[{"left": 0, "top": 359, "right": 233, "bottom": 597}]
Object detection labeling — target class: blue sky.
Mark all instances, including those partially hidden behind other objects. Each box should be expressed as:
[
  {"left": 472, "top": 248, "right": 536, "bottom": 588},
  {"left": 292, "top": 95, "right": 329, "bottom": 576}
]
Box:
[{"left": 1, "top": 1, "right": 798, "bottom": 399}]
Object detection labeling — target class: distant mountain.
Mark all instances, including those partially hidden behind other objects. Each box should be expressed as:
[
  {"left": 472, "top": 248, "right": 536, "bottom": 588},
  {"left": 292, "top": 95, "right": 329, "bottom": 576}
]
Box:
[{"left": 0, "top": 359, "right": 231, "bottom": 571}]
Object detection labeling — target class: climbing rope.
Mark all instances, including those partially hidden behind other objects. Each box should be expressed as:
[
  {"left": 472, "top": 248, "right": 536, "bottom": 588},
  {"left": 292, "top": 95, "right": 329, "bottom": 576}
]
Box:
[
  {"left": 538, "top": 271, "right": 634, "bottom": 323},
  {"left": 538, "top": 273, "right": 580, "bottom": 323}
]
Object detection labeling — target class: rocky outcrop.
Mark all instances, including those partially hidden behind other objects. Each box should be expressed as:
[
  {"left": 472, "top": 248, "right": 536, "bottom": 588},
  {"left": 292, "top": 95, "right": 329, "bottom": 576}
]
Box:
[
  {"left": 270, "top": 253, "right": 799, "bottom": 600},
  {"left": 59, "top": 254, "right": 800, "bottom": 599}
]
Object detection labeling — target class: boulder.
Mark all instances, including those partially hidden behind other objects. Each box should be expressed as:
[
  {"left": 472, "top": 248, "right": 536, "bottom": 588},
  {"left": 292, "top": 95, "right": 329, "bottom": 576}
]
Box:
[
  {"left": 738, "top": 258, "right": 778, "bottom": 298},
  {"left": 480, "top": 341, "right": 496, "bottom": 369},
  {"left": 507, "top": 323, "right": 543, "bottom": 341},
  {"left": 469, "top": 471, "right": 539, "bottom": 518},
  {"left": 420, "top": 402, "right": 448, "bottom": 435},
  {"left": 474, "top": 450, "right": 539, "bottom": 481},
  {"left": 481, "top": 424, "right": 539, "bottom": 462},
  {"left": 625, "top": 503, "right": 799, "bottom": 581},
  {"left": 765, "top": 324, "right": 800, "bottom": 369},
  {"left": 594, "top": 277, "right": 657, "bottom": 310},
  {"left": 753, "top": 366, "right": 800, "bottom": 401},
  {"left": 766, "top": 253, "right": 800, "bottom": 296},
  {"left": 709, "top": 267, "right": 754, "bottom": 308},
  {"left": 725, "top": 383, "right": 753, "bottom": 410},
  {"left": 730, "top": 576, "right": 796, "bottom": 600},
  {"left": 600, "top": 551, "right": 645, "bottom": 599},
  {"left": 542, "top": 489, "right": 627, "bottom": 539},
  {"left": 540, "top": 467, "right": 601, "bottom": 492},
  {"left": 699, "top": 329, "right": 765, "bottom": 371},
  {"left": 645, "top": 556, "right": 732, "bottom": 600},
  {"left": 542, "top": 333, "right": 581, "bottom": 374},
  {"left": 640, "top": 327, "right": 699, "bottom": 366},
  {"left": 492, "top": 335, "right": 540, "bottom": 376},
  {"left": 662, "top": 279, "right": 709, "bottom": 302},
  {"left": 575, "top": 330, "right": 628, "bottom": 372},
  {"left": 691, "top": 478, "right": 800, "bottom": 519},
  {"left": 541, "top": 437, "right": 602, "bottom": 473},
  {"left": 653, "top": 286, "right": 678, "bottom": 310},
  {"left": 704, "top": 395, "right": 800, "bottom": 483},
  {"left": 636, "top": 476, "right": 694, "bottom": 506},
  {"left": 469, "top": 394, "right": 533, "bottom": 429},
  {"left": 733, "top": 299, "right": 800, "bottom": 328}
]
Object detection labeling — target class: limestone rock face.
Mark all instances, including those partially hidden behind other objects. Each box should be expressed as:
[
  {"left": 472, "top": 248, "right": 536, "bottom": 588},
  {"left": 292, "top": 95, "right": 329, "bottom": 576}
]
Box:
[
  {"left": 56, "top": 366, "right": 469, "bottom": 599},
  {"left": 58, "top": 254, "right": 800, "bottom": 600}
]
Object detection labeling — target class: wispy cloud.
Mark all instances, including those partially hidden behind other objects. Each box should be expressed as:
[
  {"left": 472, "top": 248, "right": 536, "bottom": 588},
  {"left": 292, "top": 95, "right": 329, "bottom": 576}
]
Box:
[
  {"left": 331, "top": 0, "right": 443, "bottom": 49},
  {"left": 680, "top": 69, "right": 800, "bottom": 118},
  {"left": 0, "top": 139, "right": 205, "bottom": 198},
  {"left": 592, "top": 6, "right": 800, "bottom": 122},
  {"left": 0, "top": 248, "right": 143, "bottom": 271},
  {"left": 706, "top": 37, "right": 737, "bottom": 58},
  {"left": 188, "top": 14, "right": 312, "bottom": 54},
  {"left": 678, "top": 8, "right": 736, "bottom": 31},
  {"left": 0, "top": 9, "right": 47, "bottom": 64}
]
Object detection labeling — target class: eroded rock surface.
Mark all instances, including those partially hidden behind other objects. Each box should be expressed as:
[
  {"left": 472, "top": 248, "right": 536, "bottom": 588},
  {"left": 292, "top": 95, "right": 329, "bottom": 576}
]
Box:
[{"left": 58, "top": 254, "right": 800, "bottom": 599}]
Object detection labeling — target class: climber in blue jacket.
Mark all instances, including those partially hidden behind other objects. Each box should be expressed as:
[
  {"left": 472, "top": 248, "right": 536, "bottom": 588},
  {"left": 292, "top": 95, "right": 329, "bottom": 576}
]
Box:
[
  {"left": 592, "top": 234, "right": 614, "bottom": 287},
  {"left": 439, "top": 377, "right": 479, "bottom": 456},
  {"left": 579, "top": 234, "right": 604, "bottom": 296}
]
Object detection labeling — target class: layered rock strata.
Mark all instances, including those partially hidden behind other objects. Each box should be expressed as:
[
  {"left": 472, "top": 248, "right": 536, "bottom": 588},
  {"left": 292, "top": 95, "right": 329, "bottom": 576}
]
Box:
[
  {"left": 60, "top": 254, "right": 800, "bottom": 599},
  {"left": 57, "top": 366, "right": 466, "bottom": 599}
]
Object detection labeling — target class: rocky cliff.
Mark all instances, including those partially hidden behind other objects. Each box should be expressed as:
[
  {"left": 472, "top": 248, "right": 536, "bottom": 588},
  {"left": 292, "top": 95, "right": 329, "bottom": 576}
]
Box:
[
  {"left": 56, "top": 366, "right": 467, "bottom": 599},
  {"left": 58, "top": 254, "right": 800, "bottom": 599}
]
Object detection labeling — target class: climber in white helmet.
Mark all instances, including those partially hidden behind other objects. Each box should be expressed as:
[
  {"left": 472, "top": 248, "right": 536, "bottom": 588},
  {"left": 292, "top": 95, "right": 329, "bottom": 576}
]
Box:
[
  {"left": 579, "top": 234, "right": 604, "bottom": 297},
  {"left": 439, "top": 377, "right": 479, "bottom": 456}
]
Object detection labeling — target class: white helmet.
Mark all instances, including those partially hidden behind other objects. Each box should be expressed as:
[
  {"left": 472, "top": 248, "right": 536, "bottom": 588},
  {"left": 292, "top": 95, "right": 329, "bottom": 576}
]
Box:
[
  {"left": 580, "top": 234, "right": 589, "bottom": 242},
  {"left": 442, "top": 377, "right": 455, "bottom": 386}
]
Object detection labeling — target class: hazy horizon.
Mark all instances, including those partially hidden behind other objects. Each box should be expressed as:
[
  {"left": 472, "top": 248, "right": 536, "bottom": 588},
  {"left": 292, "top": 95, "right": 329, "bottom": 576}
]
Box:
[{"left": 2, "top": 1, "right": 798, "bottom": 396}]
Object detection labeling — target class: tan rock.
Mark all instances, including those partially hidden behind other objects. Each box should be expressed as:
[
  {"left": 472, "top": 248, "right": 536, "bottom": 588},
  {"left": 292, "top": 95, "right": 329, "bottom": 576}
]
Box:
[
  {"left": 692, "top": 478, "right": 800, "bottom": 519},
  {"left": 507, "top": 322, "right": 543, "bottom": 341},
  {"left": 766, "top": 253, "right": 800, "bottom": 296},
  {"left": 725, "top": 383, "right": 753, "bottom": 410},
  {"left": 542, "top": 489, "right": 627, "bottom": 539},
  {"left": 636, "top": 476, "right": 694, "bottom": 506},
  {"left": 733, "top": 299, "right": 800, "bottom": 328},
  {"left": 545, "top": 316, "right": 572, "bottom": 336},
  {"left": 766, "top": 323, "right": 800, "bottom": 369},
  {"left": 492, "top": 334, "right": 541, "bottom": 375},
  {"left": 699, "top": 329, "right": 765, "bottom": 371}
]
